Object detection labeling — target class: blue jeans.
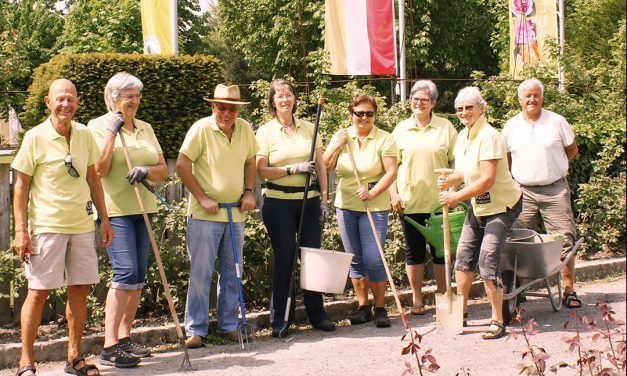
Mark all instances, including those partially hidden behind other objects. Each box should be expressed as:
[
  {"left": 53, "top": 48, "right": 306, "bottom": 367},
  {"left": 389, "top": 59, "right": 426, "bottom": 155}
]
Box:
[
  {"left": 107, "top": 215, "right": 152, "bottom": 290},
  {"left": 336, "top": 208, "right": 388, "bottom": 282},
  {"left": 184, "top": 216, "right": 244, "bottom": 336}
]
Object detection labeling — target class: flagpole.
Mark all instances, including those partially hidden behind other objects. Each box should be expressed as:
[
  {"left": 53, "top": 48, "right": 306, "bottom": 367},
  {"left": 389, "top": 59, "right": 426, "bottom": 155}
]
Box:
[
  {"left": 557, "top": 0, "right": 565, "bottom": 90},
  {"left": 170, "top": 0, "right": 179, "bottom": 55},
  {"left": 398, "top": 0, "right": 406, "bottom": 101}
]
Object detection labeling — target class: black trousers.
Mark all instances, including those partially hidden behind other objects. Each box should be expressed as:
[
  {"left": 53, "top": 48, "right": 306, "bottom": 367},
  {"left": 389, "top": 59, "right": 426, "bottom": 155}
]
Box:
[{"left": 262, "top": 196, "right": 328, "bottom": 328}]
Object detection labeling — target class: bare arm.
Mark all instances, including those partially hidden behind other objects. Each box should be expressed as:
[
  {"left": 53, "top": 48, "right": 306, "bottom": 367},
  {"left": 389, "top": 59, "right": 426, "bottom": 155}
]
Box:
[
  {"left": 323, "top": 129, "right": 348, "bottom": 171},
  {"left": 145, "top": 154, "right": 169, "bottom": 182},
  {"left": 175, "top": 153, "right": 218, "bottom": 214},
  {"left": 439, "top": 159, "right": 498, "bottom": 206},
  {"left": 239, "top": 157, "right": 256, "bottom": 212},
  {"left": 314, "top": 148, "right": 328, "bottom": 203},
  {"left": 94, "top": 130, "right": 116, "bottom": 177},
  {"left": 256, "top": 155, "right": 290, "bottom": 180},
  {"left": 565, "top": 140, "right": 578, "bottom": 160},
  {"left": 357, "top": 155, "right": 398, "bottom": 201},
  {"left": 12, "top": 171, "right": 31, "bottom": 259},
  {"left": 86, "top": 165, "right": 113, "bottom": 247}
]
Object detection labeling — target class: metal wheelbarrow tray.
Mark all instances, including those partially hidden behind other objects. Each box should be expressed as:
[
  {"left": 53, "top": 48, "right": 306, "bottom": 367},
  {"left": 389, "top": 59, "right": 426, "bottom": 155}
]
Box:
[{"left": 500, "top": 233, "right": 585, "bottom": 323}]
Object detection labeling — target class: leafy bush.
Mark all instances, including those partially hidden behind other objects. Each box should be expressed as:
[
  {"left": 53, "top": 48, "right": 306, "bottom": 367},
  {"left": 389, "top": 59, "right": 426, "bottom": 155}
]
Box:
[{"left": 20, "top": 53, "right": 223, "bottom": 158}]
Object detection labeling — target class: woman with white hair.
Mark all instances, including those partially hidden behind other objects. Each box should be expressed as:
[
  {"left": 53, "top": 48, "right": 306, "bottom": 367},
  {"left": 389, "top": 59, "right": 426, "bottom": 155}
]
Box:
[
  {"left": 88, "top": 72, "right": 169, "bottom": 367},
  {"left": 390, "top": 80, "right": 458, "bottom": 315},
  {"left": 437, "top": 86, "right": 522, "bottom": 340}
]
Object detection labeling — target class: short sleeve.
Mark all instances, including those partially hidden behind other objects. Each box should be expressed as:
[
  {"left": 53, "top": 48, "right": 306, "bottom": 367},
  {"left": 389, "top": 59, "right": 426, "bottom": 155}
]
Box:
[
  {"left": 246, "top": 123, "right": 260, "bottom": 160},
  {"left": 558, "top": 116, "right": 575, "bottom": 147},
  {"left": 380, "top": 132, "right": 397, "bottom": 158},
  {"left": 86, "top": 131, "right": 100, "bottom": 166},
  {"left": 448, "top": 124, "right": 459, "bottom": 161},
  {"left": 145, "top": 123, "right": 164, "bottom": 155},
  {"left": 478, "top": 132, "right": 503, "bottom": 161},
  {"left": 179, "top": 122, "right": 203, "bottom": 161},
  {"left": 10, "top": 131, "right": 36, "bottom": 176}
]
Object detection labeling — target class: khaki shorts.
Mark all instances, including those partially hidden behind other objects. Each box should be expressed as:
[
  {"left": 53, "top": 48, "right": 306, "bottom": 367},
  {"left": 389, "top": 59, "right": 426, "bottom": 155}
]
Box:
[{"left": 25, "top": 232, "right": 100, "bottom": 290}]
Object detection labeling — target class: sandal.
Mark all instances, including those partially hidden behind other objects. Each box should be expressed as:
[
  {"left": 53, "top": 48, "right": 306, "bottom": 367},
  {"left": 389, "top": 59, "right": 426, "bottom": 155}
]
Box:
[
  {"left": 16, "top": 364, "right": 36, "bottom": 376},
  {"left": 482, "top": 320, "right": 506, "bottom": 340},
  {"left": 64, "top": 358, "right": 100, "bottom": 376},
  {"left": 409, "top": 305, "right": 426, "bottom": 315},
  {"left": 563, "top": 291, "right": 582, "bottom": 309}
]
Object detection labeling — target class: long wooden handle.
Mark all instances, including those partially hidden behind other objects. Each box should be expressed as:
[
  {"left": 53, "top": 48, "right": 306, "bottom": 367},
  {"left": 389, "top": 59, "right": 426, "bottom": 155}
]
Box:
[
  {"left": 435, "top": 168, "right": 454, "bottom": 295},
  {"left": 118, "top": 132, "right": 185, "bottom": 342}
]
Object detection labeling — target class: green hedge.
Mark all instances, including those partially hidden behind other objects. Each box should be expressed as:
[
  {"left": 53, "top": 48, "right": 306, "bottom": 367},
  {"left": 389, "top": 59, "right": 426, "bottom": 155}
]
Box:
[{"left": 21, "top": 53, "right": 224, "bottom": 158}]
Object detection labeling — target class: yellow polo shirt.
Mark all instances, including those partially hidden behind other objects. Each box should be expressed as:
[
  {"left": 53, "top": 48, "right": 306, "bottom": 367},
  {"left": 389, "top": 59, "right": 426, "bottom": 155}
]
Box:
[
  {"left": 392, "top": 115, "right": 458, "bottom": 214},
  {"left": 330, "top": 125, "right": 397, "bottom": 212},
  {"left": 11, "top": 118, "right": 100, "bottom": 235},
  {"left": 453, "top": 116, "right": 521, "bottom": 216},
  {"left": 256, "top": 118, "right": 322, "bottom": 200},
  {"left": 179, "top": 115, "right": 259, "bottom": 222},
  {"left": 88, "top": 112, "right": 162, "bottom": 217}
]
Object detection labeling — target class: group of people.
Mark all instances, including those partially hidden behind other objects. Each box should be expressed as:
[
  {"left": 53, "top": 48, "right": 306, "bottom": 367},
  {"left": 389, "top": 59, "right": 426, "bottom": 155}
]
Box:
[{"left": 11, "top": 75, "right": 579, "bottom": 376}]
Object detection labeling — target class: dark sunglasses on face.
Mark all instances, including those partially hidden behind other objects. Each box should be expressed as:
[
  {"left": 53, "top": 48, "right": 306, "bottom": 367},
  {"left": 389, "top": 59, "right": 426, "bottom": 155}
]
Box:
[
  {"left": 215, "top": 103, "right": 239, "bottom": 113},
  {"left": 64, "top": 153, "right": 79, "bottom": 178},
  {"left": 353, "top": 111, "right": 375, "bottom": 118}
]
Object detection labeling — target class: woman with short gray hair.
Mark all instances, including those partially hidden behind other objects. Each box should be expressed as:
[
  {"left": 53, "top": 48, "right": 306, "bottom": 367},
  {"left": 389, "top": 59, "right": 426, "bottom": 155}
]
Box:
[
  {"left": 88, "top": 72, "right": 169, "bottom": 367},
  {"left": 390, "top": 80, "right": 458, "bottom": 316},
  {"left": 437, "top": 86, "right": 522, "bottom": 340}
]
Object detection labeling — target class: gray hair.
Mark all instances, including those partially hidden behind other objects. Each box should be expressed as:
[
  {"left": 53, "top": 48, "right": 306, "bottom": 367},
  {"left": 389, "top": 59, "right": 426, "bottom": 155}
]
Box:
[
  {"left": 454, "top": 86, "right": 487, "bottom": 109},
  {"left": 410, "top": 80, "right": 438, "bottom": 102},
  {"left": 517, "top": 78, "right": 544, "bottom": 100},
  {"left": 104, "top": 72, "right": 144, "bottom": 111}
]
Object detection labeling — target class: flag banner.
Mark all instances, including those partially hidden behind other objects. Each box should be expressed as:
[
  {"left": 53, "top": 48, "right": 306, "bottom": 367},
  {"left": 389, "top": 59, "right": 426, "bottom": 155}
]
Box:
[
  {"left": 140, "top": 0, "right": 178, "bottom": 55},
  {"left": 325, "top": 0, "right": 397, "bottom": 75},
  {"left": 509, "top": 0, "right": 558, "bottom": 78}
]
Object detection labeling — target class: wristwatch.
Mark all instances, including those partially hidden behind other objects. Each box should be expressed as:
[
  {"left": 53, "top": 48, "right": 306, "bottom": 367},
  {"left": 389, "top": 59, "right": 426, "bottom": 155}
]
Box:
[
  {"left": 244, "top": 188, "right": 254, "bottom": 194},
  {"left": 286, "top": 166, "right": 292, "bottom": 175}
]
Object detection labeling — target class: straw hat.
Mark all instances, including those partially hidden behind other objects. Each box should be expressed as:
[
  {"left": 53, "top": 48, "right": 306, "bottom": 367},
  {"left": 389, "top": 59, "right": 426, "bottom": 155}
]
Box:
[{"left": 203, "top": 84, "right": 250, "bottom": 105}]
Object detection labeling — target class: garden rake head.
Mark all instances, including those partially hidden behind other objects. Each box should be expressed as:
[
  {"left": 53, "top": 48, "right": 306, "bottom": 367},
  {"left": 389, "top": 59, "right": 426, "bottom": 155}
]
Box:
[{"left": 178, "top": 327, "right": 194, "bottom": 371}]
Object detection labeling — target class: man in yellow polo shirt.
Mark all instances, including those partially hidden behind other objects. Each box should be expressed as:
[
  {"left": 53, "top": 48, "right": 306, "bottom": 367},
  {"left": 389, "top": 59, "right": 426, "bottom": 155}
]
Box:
[
  {"left": 176, "top": 84, "right": 259, "bottom": 348},
  {"left": 11, "top": 79, "right": 113, "bottom": 376}
]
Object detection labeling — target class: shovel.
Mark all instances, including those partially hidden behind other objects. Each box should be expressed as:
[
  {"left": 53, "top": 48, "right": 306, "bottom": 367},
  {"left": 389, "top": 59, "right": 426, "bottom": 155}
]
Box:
[
  {"left": 434, "top": 168, "right": 464, "bottom": 333},
  {"left": 219, "top": 202, "right": 253, "bottom": 351}
]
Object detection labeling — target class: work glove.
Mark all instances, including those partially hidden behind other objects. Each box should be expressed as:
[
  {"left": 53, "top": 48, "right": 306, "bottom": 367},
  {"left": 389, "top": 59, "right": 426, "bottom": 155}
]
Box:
[
  {"left": 320, "top": 202, "right": 329, "bottom": 223},
  {"left": 127, "top": 166, "right": 149, "bottom": 184},
  {"left": 293, "top": 160, "right": 315, "bottom": 174},
  {"left": 107, "top": 111, "right": 125, "bottom": 135}
]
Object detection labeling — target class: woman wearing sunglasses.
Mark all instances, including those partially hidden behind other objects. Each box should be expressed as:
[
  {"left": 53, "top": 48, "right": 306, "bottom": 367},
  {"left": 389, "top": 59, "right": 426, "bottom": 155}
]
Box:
[
  {"left": 323, "top": 94, "right": 397, "bottom": 328},
  {"left": 256, "top": 79, "right": 335, "bottom": 337},
  {"left": 87, "top": 72, "right": 169, "bottom": 367},
  {"left": 389, "top": 80, "right": 458, "bottom": 316},
  {"left": 437, "top": 87, "right": 521, "bottom": 340}
]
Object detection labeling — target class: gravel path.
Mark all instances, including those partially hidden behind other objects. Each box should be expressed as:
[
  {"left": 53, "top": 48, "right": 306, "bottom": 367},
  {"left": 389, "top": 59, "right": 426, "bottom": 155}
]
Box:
[{"left": 3, "top": 277, "right": 625, "bottom": 376}]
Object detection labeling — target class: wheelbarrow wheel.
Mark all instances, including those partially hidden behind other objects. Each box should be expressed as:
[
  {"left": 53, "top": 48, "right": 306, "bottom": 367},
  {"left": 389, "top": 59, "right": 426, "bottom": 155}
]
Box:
[
  {"left": 501, "top": 270, "right": 519, "bottom": 324},
  {"left": 546, "top": 273, "right": 563, "bottom": 312}
]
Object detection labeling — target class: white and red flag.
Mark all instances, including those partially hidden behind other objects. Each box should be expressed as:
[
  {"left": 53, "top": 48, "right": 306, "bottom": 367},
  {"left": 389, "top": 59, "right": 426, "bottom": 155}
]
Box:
[{"left": 324, "top": 0, "right": 397, "bottom": 75}]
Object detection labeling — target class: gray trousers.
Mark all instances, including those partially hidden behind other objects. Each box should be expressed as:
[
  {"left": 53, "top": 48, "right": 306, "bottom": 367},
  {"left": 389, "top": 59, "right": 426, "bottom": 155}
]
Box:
[{"left": 515, "top": 177, "right": 577, "bottom": 255}]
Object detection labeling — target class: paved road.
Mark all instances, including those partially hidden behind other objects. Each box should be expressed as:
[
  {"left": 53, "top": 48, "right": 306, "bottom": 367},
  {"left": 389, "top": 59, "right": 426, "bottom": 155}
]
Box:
[{"left": 3, "top": 277, "right": 625, "bottom": 375}]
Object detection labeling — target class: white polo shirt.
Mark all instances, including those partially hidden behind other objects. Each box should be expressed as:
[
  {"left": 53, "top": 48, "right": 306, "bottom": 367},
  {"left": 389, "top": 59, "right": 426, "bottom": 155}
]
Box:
[{"left": 502, "top": 109, "right": 575, "bottom": 186}]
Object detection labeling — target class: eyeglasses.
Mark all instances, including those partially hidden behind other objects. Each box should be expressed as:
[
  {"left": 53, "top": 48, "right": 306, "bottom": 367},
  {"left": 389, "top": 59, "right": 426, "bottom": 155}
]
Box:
[
  {"left": 353, "top": 111, "right": 375, "bottom": 118},
  {"left": 214, "top": 103, "right": 239, "bottom": 113},
  {"left": 121, "top": 93, "right": 142, "bottom": 101},
  {"left": 64, "top": 153, "right": 79, "bottom": 178},
  {"left": 411, "top": 97, "right": 431, "bottom": 104},
  {"left": 455, "top": 105, "right": 475, "bottom": 113}
]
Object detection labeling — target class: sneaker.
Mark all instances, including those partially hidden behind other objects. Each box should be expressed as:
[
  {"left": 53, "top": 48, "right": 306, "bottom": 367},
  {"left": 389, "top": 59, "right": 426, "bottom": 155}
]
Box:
[
  {"left": 185, "top": 335, "right": 204, "bottom": 349},
  {"left": 374, "top": 307, "right": 391, "bottom": 328},
  {"left": 99, "top": 345, "right": 141, "bottom": 368},
  {"left": 349, "top": 305, "right": 374, "bottom": 325},
  {"left": 311, "top": 319, "right": 336, "bottom": 332},
  {"left": 118, "top": 337, "right": 151, "bottom": 357}
]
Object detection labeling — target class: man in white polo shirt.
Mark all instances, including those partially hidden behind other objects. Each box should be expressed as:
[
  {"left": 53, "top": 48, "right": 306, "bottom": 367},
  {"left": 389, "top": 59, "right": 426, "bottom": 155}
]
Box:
[{"left": 502, "top": 78, "right": 580, "bottom": 309}]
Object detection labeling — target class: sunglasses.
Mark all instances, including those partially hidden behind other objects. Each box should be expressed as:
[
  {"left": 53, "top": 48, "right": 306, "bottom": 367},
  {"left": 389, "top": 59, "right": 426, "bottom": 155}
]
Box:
[
  {"left": 64, "top": 153, "right": 79, "bottom": 178},
  {"left": 455, "top": 105, "right": 475, "bottom": 113},
  {"left": 353, "top": 111, "right": 375, "bottom": 118}
]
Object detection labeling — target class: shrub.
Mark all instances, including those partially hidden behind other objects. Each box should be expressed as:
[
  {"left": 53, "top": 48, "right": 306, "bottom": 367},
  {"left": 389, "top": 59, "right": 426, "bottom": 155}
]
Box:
[{"left": 20, "top": 53, "right": 223, "bottom": 157}]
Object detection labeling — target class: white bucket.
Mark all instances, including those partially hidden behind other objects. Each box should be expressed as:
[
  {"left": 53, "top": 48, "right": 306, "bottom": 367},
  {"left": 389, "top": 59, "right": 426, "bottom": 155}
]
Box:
[{"left": 300, "top": 247, "right": 353, "bottom": 294}]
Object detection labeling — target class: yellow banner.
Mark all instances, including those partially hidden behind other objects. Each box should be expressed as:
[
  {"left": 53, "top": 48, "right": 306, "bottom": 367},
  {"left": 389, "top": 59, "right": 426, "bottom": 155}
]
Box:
[
  {"left": 509, "top": 0, "right": 558, "bottom": 78},
  {"left": 140, "top": 0, "right": 178, "bottom": 55}
]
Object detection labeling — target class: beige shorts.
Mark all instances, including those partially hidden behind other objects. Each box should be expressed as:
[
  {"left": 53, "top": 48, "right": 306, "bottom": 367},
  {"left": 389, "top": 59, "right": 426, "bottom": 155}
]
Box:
[{"left": 25, "top": 232, "right": 100, "bottom": 290}]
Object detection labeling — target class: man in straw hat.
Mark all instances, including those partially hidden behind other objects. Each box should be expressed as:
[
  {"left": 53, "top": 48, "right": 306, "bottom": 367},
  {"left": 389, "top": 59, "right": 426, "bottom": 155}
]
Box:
[{"left": 176, "top": 84, "right": 259, "bottom": 348}]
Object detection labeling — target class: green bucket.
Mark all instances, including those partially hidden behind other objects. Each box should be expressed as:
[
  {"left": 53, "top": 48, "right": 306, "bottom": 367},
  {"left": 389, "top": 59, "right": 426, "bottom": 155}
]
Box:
[{"left": 403, "top": 202, "right": 468, "bottom": 259}]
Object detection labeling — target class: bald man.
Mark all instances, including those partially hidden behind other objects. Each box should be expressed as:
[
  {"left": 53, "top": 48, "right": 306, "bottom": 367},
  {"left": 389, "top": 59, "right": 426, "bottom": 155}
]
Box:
[{"left": 11, "top": 79, "right": 113, "bottom": 376}]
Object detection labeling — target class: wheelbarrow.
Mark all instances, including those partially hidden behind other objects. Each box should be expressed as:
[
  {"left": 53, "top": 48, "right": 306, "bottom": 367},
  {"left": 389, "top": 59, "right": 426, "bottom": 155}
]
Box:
[{"left": 500, "top": 229, "right": 585, "bottom": 323}]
